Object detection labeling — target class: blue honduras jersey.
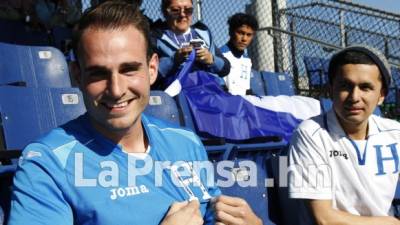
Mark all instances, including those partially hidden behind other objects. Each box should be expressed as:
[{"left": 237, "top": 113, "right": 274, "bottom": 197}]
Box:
[{"left": 9, "top": 113, "right": 221, "bottom": 225}]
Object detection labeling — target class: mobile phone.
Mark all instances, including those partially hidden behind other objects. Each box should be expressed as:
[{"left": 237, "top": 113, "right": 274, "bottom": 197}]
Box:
[
  {"left": 180, "top": 42, "right": 191, "bottom": 48},
  {"left": 190, "top": 39, "right": 205, "bottom": 49}
]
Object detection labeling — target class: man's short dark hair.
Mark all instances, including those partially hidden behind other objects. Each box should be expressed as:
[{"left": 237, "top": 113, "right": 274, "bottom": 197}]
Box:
[
  {"left": 72, "top": 1, "right": 152, "bottom": 61},
  {"left": 328, "top": 48, "right": 390, "bottom": 95},
  {"left": 228, "top": 13, "right": 259, "bottom": 36}
]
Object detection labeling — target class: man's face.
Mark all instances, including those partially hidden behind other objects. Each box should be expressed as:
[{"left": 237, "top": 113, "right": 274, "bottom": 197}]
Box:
[
  {"left": 165, "top": 0, "right": 193, "bottom": 34},
  {"left": 331, "top": 64, "right": 385, "bottom": 132},
  {"left": 231, "top": 25, "right": 255, "bottom": 51},
  {"left": 76, "top": 26, "right": 158, "bottom": 137}
]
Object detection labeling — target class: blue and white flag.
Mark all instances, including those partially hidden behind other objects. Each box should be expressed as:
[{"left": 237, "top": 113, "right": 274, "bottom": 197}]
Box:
[{"left": 164, "top": 51, "right": 320, "bottom": 141}]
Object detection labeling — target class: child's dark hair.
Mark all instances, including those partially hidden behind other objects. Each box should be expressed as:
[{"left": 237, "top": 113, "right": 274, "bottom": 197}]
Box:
[{"left": 228, "top": 13, "right": 258, "bottom": 36}]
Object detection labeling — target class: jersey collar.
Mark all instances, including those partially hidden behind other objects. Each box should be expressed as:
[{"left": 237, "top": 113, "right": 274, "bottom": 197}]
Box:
[{"left": 325, "top": 109, "right": 380, "bottom": 140}]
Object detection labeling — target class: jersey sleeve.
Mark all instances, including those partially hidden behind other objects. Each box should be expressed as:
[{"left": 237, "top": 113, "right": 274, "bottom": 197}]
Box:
[
  {"left": 8, "top": 143, "right": 73, "bottom": 225},
  {"left": 288, "top": 127, "right": 333, "bottom": 200}
]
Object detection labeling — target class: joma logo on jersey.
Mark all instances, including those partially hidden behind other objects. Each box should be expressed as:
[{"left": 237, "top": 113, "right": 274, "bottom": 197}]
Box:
[
  {"left": 329, "top": 150, "right": 348, "bottom": 160},
  {"left": 109, "top": 185, "right": 149, "bottom": 200}
]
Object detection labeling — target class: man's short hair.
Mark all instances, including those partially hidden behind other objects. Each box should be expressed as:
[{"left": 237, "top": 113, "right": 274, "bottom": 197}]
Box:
[
  {"left": 227, "top": 13, "right": 259, "bottom": 36},
  {"left": 72, "top": 1, "right": 152, "bottom": 61},
  {"left": 328, "top": 45, "right": 392, "bottom": 96}
]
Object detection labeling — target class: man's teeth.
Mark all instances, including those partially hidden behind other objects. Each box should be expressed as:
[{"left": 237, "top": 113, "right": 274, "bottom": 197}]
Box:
[{"left": 106, "top": 101, "right": 128, "bottom": 108}]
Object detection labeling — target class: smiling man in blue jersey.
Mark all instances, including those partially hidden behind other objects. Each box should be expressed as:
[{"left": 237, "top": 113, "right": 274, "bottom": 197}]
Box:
[
  {"left": 7, "top": 1, "right": 261, "bottom": 225},
  {"left": 288, "top": 45, "right": 400, "bottom": 225}
]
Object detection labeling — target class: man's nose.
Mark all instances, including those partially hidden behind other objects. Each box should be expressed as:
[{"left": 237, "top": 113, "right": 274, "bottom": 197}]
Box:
[
  {"left": 108, "top": 74, "right": 125, "bottom": 99},
  {"left": 349, "top": 87, "right": 361, "bottom": 102}
]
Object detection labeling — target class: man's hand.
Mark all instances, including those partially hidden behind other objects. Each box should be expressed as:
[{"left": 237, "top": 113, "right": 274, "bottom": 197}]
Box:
[
  {"left": 161, "top": 200, "right": 203, "bottom": 225},
  {"left": 213, "top": 195, "right": 262, "bottom": 225},
  {"left": 195, "top": 48, "right": 213, "bottom": 65}
]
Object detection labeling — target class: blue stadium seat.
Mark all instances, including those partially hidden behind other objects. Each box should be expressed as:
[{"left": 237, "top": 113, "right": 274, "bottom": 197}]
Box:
[
  {"left": 0, "top": 86, "right": 86, "bottom": 150},
  {"left": 0, "top": 42, "right": 71, "bottom": 88},
  {"left": 303, "top": 56, "right": 329, "bottom": 93},
  {"left": 250, "top": 70, "right": 266, "bottom": 96},
  {"left": 261, "top": 71, "right": 295, "bottom": 96},
  {"left": 144, "top": 90, "right": 181, "bottom": 126},
  {"left": 209, "top": 143, "right": 284, "bottom": 225}
]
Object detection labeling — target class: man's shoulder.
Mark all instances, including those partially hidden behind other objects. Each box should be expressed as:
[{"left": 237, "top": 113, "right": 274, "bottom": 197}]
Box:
[
  {"left": 37, "top": 114, "right": 88, "bottom": 146},
  {"left": 372, "top": 114, "right": 400, "bottom": 133},
  {"left": 296, "top": 113, "right": 325, "bottom": 136},
  {"left": 143, "top": 114, "right": 202, "bottom": 146},
  {"left": 21, "top": 115, "right": 88, "bottom": 161}
]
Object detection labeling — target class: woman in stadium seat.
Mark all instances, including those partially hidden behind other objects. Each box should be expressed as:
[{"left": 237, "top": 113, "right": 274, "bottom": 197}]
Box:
[{"left": 151, "top": 0, "right": 230, "bottom": 89}]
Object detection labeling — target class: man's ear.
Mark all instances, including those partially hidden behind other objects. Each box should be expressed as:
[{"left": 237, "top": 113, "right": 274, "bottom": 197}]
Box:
[
  {"left": 69, "top": 61, "right": 81, "bottom": 87},
  {"left": 377, "top": 88, "right": 386, "bottom": 105},
  {"left": 148, "top": 53, "right": 159, "bottom": 85}
]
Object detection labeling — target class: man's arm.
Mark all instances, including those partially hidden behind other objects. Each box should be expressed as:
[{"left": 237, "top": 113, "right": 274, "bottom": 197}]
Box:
[{"left": 307, "top": 199, "right": 400, "bottom": 225}]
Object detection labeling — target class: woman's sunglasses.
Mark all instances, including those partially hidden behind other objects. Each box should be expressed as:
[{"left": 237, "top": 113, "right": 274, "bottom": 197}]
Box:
[{"left": 166, "top": 7, "right": 194, "bottom": 17}]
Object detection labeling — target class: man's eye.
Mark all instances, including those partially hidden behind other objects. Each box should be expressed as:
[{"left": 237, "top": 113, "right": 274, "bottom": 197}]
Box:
[
  {"left": 338, "top": 82, "right": 351, "bottom": 90},
  {"left": 120, "top": 67, "right": 139, "bottom": 75},
  {"left": 360, "top": 85, "right": 373, "bottom": 91},
  {"left": 89, "top": 72, "right": 108, "bottom": 78}
]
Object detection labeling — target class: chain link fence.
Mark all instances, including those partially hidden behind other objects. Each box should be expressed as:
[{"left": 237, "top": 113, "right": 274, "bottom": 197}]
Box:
[
  {"left": 266, "top": 0, "right": 400, "bottom": 118},
  {"left": 77, "top": 0, "right": 400, "bottom": 118}
]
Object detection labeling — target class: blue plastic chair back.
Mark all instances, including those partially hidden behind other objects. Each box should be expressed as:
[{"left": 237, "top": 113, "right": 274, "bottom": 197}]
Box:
[
  {"left": 0, "top": 86, "right": 86, "bottom": 150},
  {"left": 144, "top": 91, "right": 181, "bottom": 125},
  {"left": 250, "top": 70, "right": 266, "bottom": 96},
  {"left": 208, "top": 140, "right": 286, "bottom": 225},
  {"left": 0, "top": 42, "right": 71, "bottom": 88},
  {"left": 261, "top": 71, "right": 295, "bottom": 96},
  {"left": 303, "top": 56, "right": 329, "bottom": 86}
]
